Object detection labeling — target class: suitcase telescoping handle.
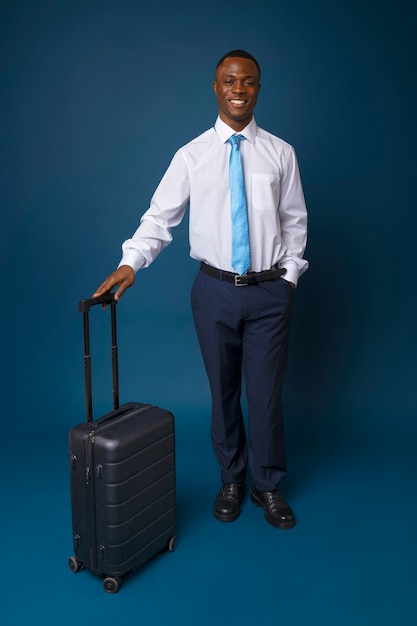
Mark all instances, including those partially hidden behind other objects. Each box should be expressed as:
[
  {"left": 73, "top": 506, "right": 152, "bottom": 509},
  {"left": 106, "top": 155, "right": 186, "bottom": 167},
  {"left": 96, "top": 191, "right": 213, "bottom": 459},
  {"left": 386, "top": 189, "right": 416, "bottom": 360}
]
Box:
[{"left": 78, "top": 294, "right": 119, "bottom": 422}]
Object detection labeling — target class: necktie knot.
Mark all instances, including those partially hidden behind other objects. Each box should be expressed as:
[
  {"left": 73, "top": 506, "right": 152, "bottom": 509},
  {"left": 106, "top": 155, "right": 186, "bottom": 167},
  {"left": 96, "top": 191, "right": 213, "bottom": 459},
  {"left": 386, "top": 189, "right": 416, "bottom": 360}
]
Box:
[{"left": 228, "top": 134, "right": 244, "bottom": 147}]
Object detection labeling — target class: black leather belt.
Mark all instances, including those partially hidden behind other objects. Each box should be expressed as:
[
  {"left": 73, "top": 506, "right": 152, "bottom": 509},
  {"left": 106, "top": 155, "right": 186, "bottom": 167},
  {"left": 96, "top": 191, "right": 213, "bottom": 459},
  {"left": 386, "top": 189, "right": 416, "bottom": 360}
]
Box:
[{"left": 200, "top": 262, "right": 286, "bottom": 286}]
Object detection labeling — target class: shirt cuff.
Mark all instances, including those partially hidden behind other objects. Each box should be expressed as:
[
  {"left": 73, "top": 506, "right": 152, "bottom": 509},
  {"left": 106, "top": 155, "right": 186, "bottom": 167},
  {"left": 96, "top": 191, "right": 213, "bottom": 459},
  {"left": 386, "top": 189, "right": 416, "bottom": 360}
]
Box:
[
  {"left": 280, "top": 262, "right": 299, "bottom": 286},
  {"left": 117, "top": 250, "right": 147, "bottom": 273}
]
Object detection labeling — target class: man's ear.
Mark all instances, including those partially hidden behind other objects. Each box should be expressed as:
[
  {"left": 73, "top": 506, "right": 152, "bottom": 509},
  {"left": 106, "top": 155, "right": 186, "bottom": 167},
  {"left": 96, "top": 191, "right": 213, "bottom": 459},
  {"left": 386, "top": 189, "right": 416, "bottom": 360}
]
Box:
[{"left": 213, "top": 81, "right": 217, "bottom": 95}]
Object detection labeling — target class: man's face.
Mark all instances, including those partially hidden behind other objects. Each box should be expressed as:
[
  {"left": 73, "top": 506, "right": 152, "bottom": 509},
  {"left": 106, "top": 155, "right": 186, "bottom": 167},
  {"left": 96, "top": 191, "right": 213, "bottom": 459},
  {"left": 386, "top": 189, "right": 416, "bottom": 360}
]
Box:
[{"left": 213, "top": 57, "right": 261, "bottom": 131}]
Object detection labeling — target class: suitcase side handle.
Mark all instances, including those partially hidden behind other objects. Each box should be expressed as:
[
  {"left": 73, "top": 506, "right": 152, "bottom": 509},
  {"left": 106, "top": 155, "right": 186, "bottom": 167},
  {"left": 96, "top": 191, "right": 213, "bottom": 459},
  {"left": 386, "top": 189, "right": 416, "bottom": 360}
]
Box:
[
  {"left": 79, "top": 293, "right": 119, "bottom": 422},
  {"left": 78, "top": 293, "right": 116, "bottom": 313}
]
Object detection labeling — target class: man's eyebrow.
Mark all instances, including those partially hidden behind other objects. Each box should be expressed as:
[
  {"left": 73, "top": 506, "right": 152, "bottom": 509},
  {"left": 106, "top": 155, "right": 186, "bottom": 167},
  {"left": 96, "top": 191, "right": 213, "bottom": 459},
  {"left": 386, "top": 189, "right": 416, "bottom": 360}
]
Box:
[{"left": 222, "top": 73, "right": 256, "bottom": 79}]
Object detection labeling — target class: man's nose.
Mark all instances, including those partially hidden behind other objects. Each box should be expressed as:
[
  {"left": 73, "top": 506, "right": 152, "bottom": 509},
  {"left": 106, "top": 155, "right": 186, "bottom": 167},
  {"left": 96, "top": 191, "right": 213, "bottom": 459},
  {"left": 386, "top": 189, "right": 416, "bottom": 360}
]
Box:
[{"left": 232, "top": 81, "right": 245, "bottom": 92}]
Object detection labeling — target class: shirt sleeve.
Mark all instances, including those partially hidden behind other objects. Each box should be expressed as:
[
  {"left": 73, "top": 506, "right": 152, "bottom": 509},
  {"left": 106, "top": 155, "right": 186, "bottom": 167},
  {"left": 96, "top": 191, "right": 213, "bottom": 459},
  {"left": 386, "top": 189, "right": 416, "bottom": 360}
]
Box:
[
  {"left": 118, "top": 150, "right": 190, "bottom": 272},
  {"left": 278, "top": 147, "right": 309, "bottom": 285}
]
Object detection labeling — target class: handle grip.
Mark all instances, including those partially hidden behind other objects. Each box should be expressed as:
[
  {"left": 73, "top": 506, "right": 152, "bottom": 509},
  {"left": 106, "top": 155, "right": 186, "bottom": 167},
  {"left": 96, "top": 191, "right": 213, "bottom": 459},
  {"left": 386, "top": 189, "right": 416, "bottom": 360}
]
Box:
[{"left": 78, "top": 293, "right": 116, "bottom": 313}]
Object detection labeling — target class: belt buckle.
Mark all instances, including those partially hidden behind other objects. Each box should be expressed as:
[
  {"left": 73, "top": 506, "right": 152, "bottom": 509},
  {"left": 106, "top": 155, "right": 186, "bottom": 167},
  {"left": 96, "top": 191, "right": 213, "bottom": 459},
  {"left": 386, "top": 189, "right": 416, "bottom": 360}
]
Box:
[{"left": 234, "top": 274, "right": 248, "bottom": 287}]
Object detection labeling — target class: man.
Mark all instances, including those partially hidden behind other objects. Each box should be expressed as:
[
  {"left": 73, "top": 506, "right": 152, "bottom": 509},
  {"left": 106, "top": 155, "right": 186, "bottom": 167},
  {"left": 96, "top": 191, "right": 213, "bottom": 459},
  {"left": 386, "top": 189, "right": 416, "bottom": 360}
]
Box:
[{"left": 93, "top": 50, "right": 308, "bottom": 530}]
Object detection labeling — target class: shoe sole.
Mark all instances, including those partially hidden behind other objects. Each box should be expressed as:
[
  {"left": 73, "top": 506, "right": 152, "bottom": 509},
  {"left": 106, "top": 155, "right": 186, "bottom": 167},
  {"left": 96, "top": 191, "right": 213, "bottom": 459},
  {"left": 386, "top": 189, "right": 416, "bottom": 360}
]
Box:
[{"left": 250, "top": 492, "right": 296, "bottom": 530}]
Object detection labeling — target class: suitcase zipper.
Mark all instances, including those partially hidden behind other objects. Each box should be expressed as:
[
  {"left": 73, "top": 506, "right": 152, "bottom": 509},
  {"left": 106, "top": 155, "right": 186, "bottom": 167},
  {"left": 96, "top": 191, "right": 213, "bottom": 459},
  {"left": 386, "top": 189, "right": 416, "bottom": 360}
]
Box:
[
  {"left": 85, "top": 431, "right": 95, "bottom": 485},
  {"left": 85, "top": 429, "right": 98, "bottom": 572}
]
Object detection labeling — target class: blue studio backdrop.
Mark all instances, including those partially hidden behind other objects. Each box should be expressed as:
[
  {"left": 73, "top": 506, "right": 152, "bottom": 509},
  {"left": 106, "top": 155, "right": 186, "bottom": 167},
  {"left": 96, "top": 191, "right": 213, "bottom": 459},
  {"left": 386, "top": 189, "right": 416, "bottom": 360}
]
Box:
[{"left": 1, "top": 0, "right": 416, "bottom": 625}]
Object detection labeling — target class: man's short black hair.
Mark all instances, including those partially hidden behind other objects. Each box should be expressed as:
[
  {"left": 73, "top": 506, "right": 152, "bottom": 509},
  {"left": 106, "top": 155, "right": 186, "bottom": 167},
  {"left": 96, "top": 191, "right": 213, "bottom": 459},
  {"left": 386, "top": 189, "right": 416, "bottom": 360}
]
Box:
[{"left": 216, "top": 50, "right": 261, "bottom": 79}]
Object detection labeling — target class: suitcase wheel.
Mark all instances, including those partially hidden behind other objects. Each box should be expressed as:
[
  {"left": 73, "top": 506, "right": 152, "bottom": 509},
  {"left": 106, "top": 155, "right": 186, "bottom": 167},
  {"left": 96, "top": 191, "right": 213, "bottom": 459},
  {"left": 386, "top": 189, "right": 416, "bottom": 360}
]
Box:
[
  {"left": 103, "top": 576, "right": 121, "bottom": 594},
  {"left": 167, "top": 536, "right": 176, "bottom": 552},
  {"left": 68, "top": 556, "right": 84, "bottom": 573}
]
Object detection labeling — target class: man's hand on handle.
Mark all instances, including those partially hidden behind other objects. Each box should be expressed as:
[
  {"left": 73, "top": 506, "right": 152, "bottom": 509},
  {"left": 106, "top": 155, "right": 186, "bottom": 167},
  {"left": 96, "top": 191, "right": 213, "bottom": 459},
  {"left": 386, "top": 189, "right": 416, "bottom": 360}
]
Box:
[{"left": 93, "top": 265, "right": 135, "bottom": 302}]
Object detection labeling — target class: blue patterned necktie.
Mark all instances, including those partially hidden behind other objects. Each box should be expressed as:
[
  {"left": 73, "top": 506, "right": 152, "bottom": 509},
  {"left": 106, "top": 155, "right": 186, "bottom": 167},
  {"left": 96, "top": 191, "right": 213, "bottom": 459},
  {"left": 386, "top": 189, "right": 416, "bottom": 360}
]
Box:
[{"left": 228, "top": 134, "right": 250, "bottom": 275}]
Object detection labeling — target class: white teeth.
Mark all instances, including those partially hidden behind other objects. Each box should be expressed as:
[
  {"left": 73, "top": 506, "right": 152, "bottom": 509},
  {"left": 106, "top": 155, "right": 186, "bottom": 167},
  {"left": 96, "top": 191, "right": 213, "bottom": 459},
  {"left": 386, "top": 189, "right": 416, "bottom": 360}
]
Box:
[{"left": 230, "top": 100, "right": 245, "bottom": 104}]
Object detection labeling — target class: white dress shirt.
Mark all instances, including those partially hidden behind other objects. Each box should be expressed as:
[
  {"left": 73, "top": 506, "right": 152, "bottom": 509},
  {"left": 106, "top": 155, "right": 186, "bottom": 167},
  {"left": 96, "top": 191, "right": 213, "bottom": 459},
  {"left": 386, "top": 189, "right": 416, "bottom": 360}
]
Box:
[{"left": 119, "top": 116, "right": 308, "bottom": 285}]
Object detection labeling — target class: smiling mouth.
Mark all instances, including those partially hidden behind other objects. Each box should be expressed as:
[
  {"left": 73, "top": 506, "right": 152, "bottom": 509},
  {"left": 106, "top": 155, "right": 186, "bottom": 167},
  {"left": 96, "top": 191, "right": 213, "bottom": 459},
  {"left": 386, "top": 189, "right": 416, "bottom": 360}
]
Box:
[{"left": 229, "top": 99, "right": 246, "bottom": 105}]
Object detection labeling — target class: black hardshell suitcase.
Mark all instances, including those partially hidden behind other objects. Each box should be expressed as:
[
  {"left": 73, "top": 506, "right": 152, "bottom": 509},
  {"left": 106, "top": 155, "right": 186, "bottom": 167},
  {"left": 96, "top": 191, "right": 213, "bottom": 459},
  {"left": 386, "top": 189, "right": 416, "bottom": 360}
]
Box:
[{"left": 68, "top": 294, "right": 176, "bottom": 593}]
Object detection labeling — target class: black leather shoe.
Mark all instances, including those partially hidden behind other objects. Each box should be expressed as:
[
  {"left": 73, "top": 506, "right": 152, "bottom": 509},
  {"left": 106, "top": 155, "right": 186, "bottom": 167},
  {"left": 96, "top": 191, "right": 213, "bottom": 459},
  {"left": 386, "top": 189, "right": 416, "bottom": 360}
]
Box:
[
  {"left": 251, "top": 485, "right": 296, "bottom": 529},
  {"left": 214, "top": 482, "right": 246, "bottom": 522}
]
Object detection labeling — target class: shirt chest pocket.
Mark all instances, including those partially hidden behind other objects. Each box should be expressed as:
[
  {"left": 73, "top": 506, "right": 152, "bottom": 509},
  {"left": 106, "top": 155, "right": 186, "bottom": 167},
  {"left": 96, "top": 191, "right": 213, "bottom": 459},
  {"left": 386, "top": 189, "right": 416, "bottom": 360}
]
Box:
[{"left": 251, "top": 173, "right": 279, "bottom": 211}]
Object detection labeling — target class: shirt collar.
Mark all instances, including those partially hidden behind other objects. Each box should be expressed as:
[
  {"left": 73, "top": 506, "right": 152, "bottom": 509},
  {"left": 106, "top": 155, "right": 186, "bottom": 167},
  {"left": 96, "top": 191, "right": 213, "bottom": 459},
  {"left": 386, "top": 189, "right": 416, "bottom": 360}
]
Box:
[{"left": 214, "top": 116, "right": 258, "bottom": 144}]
